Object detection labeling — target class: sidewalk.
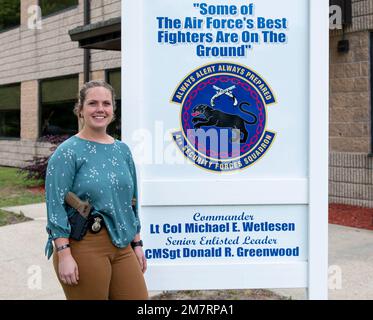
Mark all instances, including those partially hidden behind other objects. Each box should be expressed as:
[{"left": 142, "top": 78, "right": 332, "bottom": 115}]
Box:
[
  {"left": 0, "top": 203, "right": 372, "bottom": 300},
  {"left": 0, "top": 203, "right": 161, "bottom": 300},
  {"left": 273, "top": 224, "right": 373, "bottom": 299}
]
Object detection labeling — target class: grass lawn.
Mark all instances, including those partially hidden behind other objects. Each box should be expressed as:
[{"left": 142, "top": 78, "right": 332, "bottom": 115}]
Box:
[
  {"left": 0, "top": 166, "right": 45, "bottom": 226},
  {"left": 0, "top": 210, "right": 32, "bottom": 226},
  {"left": 0, "top": 166, "right": 45, "bottom": 207}
]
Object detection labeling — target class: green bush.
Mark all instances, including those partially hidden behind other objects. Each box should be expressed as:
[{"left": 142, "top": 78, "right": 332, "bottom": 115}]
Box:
[{"left": 18, "top": 135, "right": 69, "bottom": 183}]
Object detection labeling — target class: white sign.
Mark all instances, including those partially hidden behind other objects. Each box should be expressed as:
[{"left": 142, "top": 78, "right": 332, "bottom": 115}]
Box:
[{"left": 122, "top": 0, "right": 328, "bottom": 299}]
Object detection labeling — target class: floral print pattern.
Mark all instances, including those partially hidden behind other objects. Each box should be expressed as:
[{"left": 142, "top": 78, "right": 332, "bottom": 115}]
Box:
[{"left": 44, "top": 135, "right": 141, "bottom": 259}]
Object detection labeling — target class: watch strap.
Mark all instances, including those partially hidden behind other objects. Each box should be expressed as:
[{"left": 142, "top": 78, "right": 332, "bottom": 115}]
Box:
[
  {"left": 131, "top": 240, "right": 143, "bottom": 248},
  {"left": 56, "top": 244, "right": 70, "bottom": 252}
]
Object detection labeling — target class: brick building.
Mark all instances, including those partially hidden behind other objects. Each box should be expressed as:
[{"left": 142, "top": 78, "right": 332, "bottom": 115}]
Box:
[
  {"left": 0, "top": 0, "right": 372, "bottom": 207},
  {"left": 0, "top": 0, "right": 121, "bottom": 167},
  {"left": 330, "top": 0, "right": 373, "bottom": 207}
]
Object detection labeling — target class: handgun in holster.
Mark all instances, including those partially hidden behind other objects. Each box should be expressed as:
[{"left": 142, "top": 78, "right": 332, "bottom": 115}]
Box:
[{"left": 65, "top": 192, "right": 93, "bottom": 240}]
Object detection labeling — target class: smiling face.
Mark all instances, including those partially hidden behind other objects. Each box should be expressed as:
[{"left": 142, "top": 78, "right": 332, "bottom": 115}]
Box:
[{"left": 80, "top": 86, "right": 114, "bottom": 131}]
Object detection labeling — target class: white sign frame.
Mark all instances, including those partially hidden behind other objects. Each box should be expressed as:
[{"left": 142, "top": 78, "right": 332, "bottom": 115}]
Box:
[{"left": 122, "top": 0, "right": 329, "bottom": 299}]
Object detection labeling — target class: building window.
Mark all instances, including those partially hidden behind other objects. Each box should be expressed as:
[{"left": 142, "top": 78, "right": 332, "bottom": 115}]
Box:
[
  {"left": 107, "top": 69, "right": 122, "bottom": 140},
  {"left": 40, "top": 0, "right": 78, "bottom": 17},
  {"left": 0, "top": 84, "right": 20, "bottom": 139},
  {"left": 0, "top": 0, "right": 20, "bottom": 32},
  {"left": 41, "top": 76, "right": 79, "bottom": 137}
]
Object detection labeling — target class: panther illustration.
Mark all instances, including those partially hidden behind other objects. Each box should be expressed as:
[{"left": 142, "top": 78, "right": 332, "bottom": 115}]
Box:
[{"left": 191, "top": 102, "right": 258, "bottom": 143}]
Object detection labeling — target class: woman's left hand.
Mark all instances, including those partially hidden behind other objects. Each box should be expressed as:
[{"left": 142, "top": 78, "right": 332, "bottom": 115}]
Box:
[{"left": 133, "top": 246, "right": 147, "bottom": 273}]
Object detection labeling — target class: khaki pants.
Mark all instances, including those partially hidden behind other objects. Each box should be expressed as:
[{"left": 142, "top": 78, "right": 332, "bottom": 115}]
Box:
[{"left": 53, "top": 227, "right": 148, "bottom": 300}]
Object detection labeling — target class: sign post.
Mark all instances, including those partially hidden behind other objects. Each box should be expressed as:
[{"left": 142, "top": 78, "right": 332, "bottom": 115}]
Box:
[{"left": 122, "top": 0, "right": 329, "bottom": 299}]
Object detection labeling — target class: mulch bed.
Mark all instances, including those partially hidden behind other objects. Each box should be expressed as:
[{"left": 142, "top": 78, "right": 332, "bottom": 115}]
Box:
[
  {"left": 151, "top": 289, "right": 286, "bottom": 300},
  {"left": 329, "top": 203, "right": 373, "bottom": 231},
  {"left": 27, "top": 186, "right": 45, "bottom": 195}
]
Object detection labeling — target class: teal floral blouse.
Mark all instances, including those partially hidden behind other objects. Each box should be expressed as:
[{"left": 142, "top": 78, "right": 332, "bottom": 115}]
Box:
[{"left": 45, "top": 135, "right": 141, "bottom": 259}]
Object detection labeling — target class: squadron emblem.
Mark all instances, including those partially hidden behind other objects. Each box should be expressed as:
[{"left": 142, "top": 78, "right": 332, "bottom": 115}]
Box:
[{"left": 171, "top": 62, "right": 277, "bottom": 172}]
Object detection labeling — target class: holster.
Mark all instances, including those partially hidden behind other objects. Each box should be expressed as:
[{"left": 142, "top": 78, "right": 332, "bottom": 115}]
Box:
[
  {"left": 69, "top": 210, "right": 91, "bottom": 241},
  {"left": 65, "top": 191, "right": 93, "bottom": 241}
]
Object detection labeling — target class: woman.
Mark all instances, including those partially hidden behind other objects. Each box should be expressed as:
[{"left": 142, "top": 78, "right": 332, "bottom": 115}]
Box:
[{"left": 44, "top": 80, "right": 148, "bottom": 300}]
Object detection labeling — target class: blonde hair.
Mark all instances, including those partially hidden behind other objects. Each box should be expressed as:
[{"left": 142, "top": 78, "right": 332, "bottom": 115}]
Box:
[{"left": 74, "top": 80, "right": 117, "bottom": 124}]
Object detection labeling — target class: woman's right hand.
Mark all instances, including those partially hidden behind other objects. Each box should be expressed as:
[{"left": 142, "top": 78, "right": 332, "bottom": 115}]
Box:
[{"left": 58, "top": 251, "right": 79, "bottom": 286}]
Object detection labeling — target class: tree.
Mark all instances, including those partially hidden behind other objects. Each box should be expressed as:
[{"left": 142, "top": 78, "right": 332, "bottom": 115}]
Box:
[
  {"left": 0, "top": 0, "right": 20, "bottom": 30},
  {"left": 39, "top": 0, "right": 78, "bottom": 17},
  {"left": 18, "top": 135, "right": 69, "bottom": 183}
]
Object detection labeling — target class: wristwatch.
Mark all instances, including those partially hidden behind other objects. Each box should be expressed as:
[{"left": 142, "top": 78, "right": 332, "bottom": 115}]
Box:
[
  {"left": 131, "top": 240, "right": 143, "bottom": 249},
  {"left": 56, "top": 244, "right": 70, "bottom": 252}
]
